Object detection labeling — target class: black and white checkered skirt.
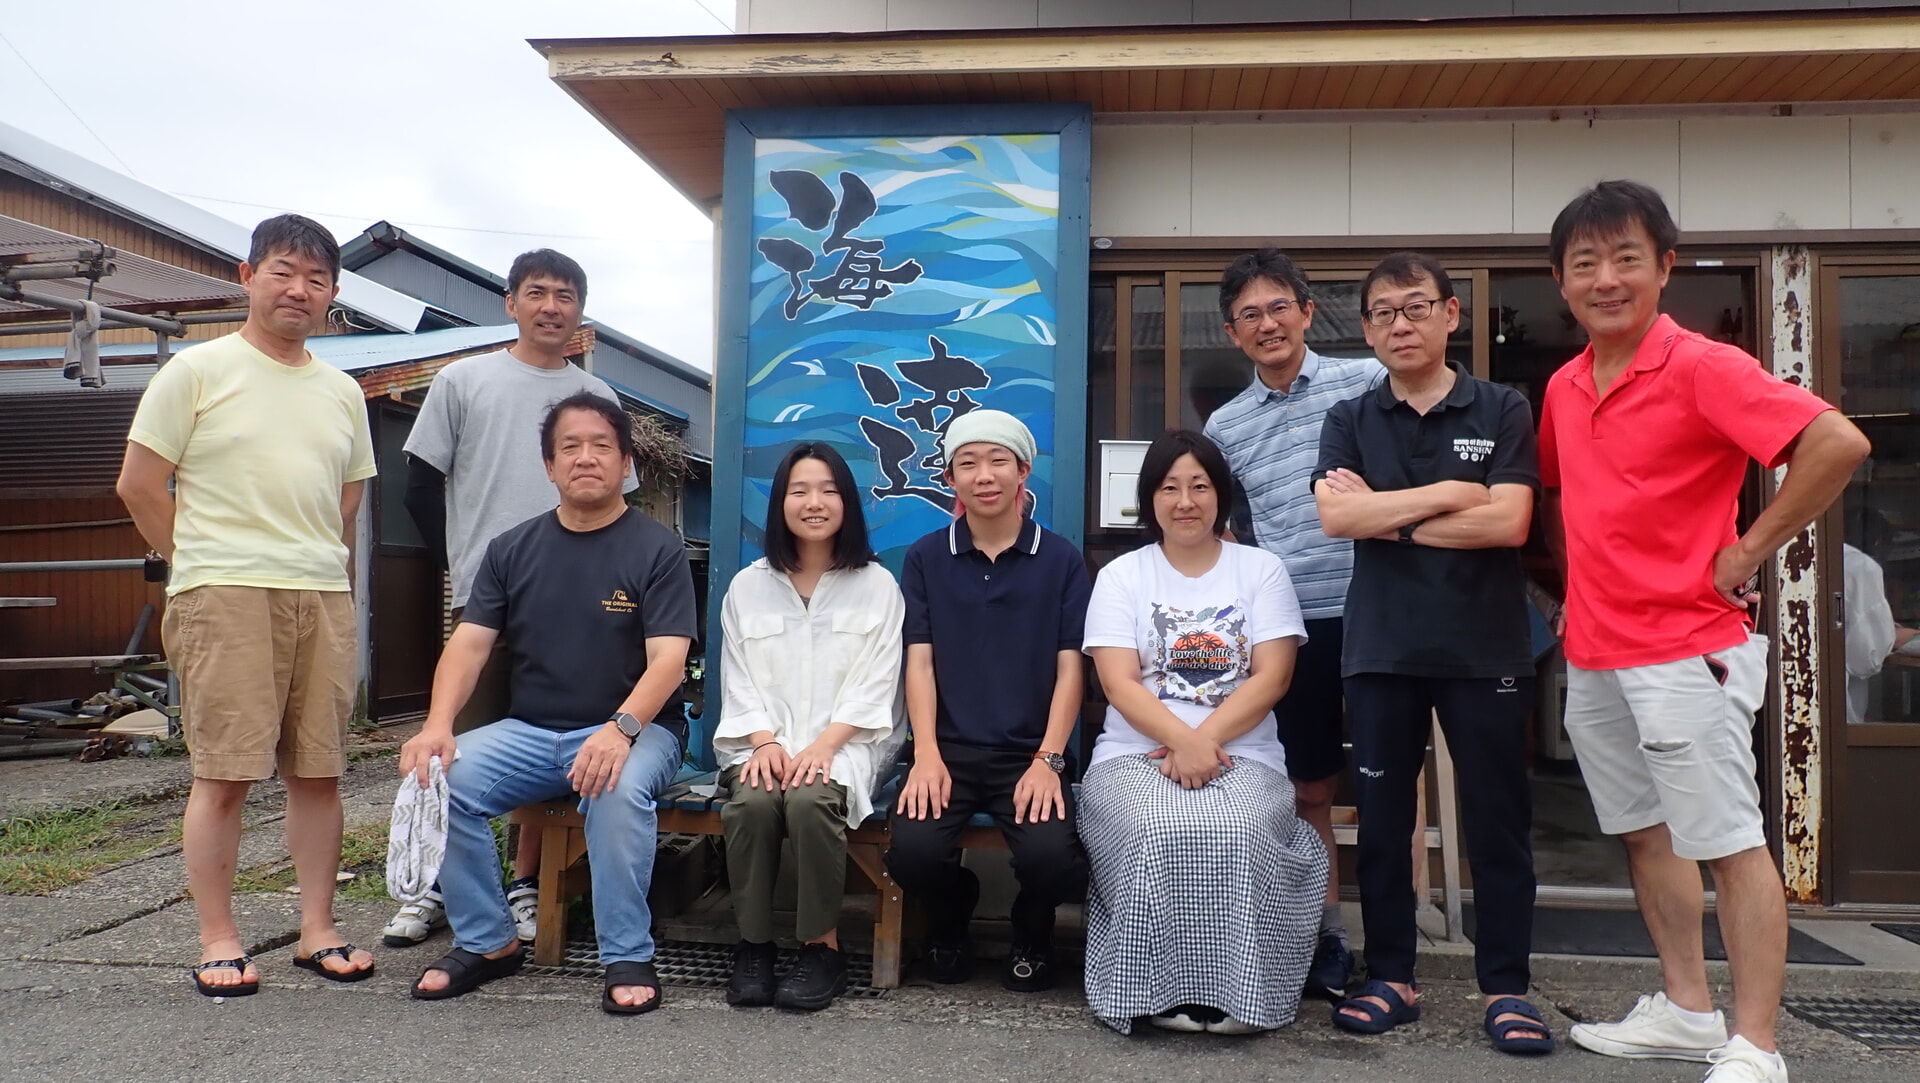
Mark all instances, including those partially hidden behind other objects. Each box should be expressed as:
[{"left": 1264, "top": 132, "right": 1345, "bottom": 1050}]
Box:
[{"left": 1078, "top": 755, "right": 1330, "bottom": 1034}]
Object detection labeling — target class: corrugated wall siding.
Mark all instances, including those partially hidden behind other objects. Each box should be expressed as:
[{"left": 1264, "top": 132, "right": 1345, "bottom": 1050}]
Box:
[{"left": 0, "top": 497, "right": 163, "bottom": 705}]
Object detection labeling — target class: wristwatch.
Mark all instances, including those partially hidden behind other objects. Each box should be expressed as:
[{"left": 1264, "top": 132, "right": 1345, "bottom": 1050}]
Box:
[
  {"left": 1398, "top": 520, "right": 1423, "bottom": 545},
  {"left": 1034, "top": 750, "right": 1066, "bottom": 773},
  {"left": 610, "top": 712, "right": 643, "bottom": 744}
]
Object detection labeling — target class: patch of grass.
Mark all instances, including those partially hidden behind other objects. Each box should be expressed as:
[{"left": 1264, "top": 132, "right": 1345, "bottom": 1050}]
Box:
[
  {"left": 0, "top": 803, "right": 180, "bottom": 895},
  {"left": 234, "top": 822, "right": 395, "bottom": 900}
]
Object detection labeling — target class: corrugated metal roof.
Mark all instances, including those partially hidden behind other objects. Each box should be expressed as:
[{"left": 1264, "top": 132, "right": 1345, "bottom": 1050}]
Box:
[
  {"left": 0, "top": 214, "right": 246, "bottom": 320},
  {"left": 602, "top": 377, "right": 691, "bottom": 424},
  {"left": 0, "top": 325, "right": 521, "bottom": 384},
  {"left": 0, "top": 363, "right": 155, "bottom": 395},
  {"left": 0, "top": 119, "right": 427, "bottom": 332}
]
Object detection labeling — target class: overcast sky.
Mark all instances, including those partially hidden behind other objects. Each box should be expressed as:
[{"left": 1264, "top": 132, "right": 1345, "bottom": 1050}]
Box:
[{"left": 0, "top": 1, "right": 733, "bottom": 367}]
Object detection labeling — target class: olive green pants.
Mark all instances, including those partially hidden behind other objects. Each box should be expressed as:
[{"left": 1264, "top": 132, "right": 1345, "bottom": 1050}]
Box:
[{"left": 719, "top": 763, "right": 850, "bottom": 943}]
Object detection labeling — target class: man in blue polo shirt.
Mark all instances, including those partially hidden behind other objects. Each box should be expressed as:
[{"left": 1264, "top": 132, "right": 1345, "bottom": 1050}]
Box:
[
  {"left": 1314, "top": 252, "right": 1548, "bottom": 1055},
  {"left": 887, "top": 409, "right": 1092, "bottom": 993},
  {"left": 1203, "top": 247, "right": 1383, "bottom": 1000}
]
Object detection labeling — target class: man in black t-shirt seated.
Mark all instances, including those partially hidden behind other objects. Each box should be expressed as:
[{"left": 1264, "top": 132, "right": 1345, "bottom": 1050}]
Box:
[
  {"left": 1313, "top": 253, "right": 1550, "bottom": 1055},
  {"left": 399, "top": 392, "right": 697, "bottom": 1015}
]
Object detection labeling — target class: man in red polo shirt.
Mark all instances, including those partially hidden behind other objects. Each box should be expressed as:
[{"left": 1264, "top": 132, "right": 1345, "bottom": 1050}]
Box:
[{"left": 1539, "top": 181, "right": 1869, "bottom": 1083}]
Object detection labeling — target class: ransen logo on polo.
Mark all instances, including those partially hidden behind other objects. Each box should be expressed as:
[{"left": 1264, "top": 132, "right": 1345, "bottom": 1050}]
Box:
[
  {"left": 602, "top": 589, "right": 636, "bottom": 614},
  {"left": 1454, "top": 437, "right": 1494, "bottom": 463}
]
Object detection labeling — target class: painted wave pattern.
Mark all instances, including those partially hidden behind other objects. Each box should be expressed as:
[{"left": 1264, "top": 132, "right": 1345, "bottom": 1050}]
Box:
[{"left": 741, "top": 134, "right": 1063, "bottom": 570}]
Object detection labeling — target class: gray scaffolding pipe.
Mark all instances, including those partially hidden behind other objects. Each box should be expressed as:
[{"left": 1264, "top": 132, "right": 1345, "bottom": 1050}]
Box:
[
  {"left": 0, "top": 559, "right": 145, "bottom": 573},
  {"left": 0, "top": 283, "right": 204, "bottom": 337},
  {"left": 0, "top": 309, "right": 246, "bottom": 337}
]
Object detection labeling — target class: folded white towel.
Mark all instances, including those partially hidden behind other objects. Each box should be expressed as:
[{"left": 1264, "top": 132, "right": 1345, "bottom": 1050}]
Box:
[{"left": 386, "top": 755, "right": 452, "bottom": 904}]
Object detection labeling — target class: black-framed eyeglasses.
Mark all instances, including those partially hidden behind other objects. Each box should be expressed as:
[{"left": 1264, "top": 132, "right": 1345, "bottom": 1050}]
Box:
[
  {"left": 1228, "top": 298, "right": 1304, "bottom": 329},
  {"left": 1362, "top": 298, "right": 1444, "bottom": 328}
]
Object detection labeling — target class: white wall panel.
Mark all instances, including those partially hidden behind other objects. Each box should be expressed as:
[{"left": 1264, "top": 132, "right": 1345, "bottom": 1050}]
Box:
[
  {"left": 1512, "top": 120, "right": 1679, "bottom": 233},
  {"left": 886, "top": 0, "right": 1039, "bottom": 30},
  {"left": 1038, "top": 0, "right": 1194, "bottom": 28},
  {"left": 1679, "top": 117, "right": 1851, "bottom": 231},
  {"left": 1190, "top": 124, "right": 1351, "bottom": 236},
  {"left": 1091, "top": 126, "right": 1194, "bottom": 236},
  {"left": 1850, "top": 115, "right": 1920, "bottom": 230},
  {"left": 1350, "top": 122, "right": 1513, "bottom": 235},
  {"left": 742, "top": 0, "right": 885, "bottom": 32}
]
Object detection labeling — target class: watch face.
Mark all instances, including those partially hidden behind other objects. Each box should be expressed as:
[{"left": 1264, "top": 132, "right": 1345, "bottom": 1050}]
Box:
[{"left": 615, "top": 713, "right": 641, "bottom": 738}]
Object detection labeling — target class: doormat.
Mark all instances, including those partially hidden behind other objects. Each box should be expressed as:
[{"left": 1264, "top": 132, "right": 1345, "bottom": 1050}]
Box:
[
  {"left": 1463, "top": 906, "right": 1861, "bottom": 965},
  {"left": 1783, "top": 995, "right": 1920, "bottom": 1050},
  {"left": 524, "top": 935, "right": 887, "bottom": 999},
  {"left": 1872, "top": 923, "right": 1920, "bottom": 949}
]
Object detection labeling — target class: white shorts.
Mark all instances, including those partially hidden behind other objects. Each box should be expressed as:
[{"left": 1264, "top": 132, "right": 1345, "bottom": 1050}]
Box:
[{"left": 1563, "top": 633, "right": 1770, "bottom": 862}]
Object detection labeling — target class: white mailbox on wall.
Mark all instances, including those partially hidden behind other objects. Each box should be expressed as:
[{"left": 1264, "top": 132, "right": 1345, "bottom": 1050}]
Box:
[{"left": 1098, "top": 440, "right": 1150, "bottom": 529}]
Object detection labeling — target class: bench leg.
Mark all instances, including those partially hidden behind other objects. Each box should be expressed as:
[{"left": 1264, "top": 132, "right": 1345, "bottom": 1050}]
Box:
[
  {"left": 847, "top": 842, "right": 902, "bottom": 990},
  {"left": 533, "top": 822, "right": 574, "bottom": 967}
]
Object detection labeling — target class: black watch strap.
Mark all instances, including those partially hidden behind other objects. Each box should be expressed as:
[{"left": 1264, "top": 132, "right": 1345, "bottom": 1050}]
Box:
[{"left": 1398, "top": 520, "right": 1422, "bottom": 544}]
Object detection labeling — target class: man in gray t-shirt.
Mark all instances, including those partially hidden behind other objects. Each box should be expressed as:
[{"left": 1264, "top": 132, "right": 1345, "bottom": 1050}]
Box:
[{"left": 385, "top": 248, "right": 638, "bottom": 950}]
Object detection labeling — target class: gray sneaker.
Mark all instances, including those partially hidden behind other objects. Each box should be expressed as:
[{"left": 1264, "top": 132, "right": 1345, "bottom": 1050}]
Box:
[
  {"left": 1570, "top": 992, "right": 1727, "bottom": 1062},
  {"left": 506, "top": 877, "right": 539, "bottom": 943}
]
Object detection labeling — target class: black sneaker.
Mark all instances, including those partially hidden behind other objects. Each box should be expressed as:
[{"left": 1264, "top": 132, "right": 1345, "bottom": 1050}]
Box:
[
  {"left": 1001, "top": 945, "right": 1055, "bottom": 992},
  {"left": 1304, "top": 931, "right": 1353, "bottom": 1001},
  {"left": 725, "top": 939, "right": 777, "bottom": 1007},
  {"left": 923, "top": 939, "right": 974, "bottom": 984},
  {"left": 774, "top": 942, "right": 847, "bottom": 1012}
]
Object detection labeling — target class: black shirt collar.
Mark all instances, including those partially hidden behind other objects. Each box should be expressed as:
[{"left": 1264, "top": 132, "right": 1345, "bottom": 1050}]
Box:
[
  {"left": 948, "top": 515, "right": 1042, "bottom": 557},
  {"left": 1371, "top": 359, "right": 1477, "bottom": 412}
]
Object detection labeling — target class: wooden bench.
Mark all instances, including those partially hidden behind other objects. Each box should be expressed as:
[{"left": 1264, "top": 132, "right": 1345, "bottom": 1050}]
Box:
[{"left": 510, "top": 724, "right": 1464, "bottom": 988}]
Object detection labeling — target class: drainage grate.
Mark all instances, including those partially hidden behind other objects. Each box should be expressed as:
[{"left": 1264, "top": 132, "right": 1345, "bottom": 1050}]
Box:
[
  {"left": 1782, "top": 995, "right": 1920, "bottom": 1051},
  {"left": 524, "top": 936, "right": 887, "bottom": 999}
]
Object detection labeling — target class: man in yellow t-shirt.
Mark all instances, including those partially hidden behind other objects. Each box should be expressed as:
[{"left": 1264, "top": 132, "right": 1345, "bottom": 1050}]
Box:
[{"left": 119, "top": 214, "right": 379, "bottom": 997}]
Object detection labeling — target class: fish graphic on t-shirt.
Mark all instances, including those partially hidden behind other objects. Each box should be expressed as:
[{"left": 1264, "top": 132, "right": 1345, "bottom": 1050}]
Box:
[{"left": 1150, "top": 602, "right": 1249, "bottom": 707}]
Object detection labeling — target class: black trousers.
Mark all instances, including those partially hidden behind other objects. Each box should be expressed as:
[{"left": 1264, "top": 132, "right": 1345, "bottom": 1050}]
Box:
[
  {"left": 1345, "top": 673, "right": 1537, "bottom": 995},
  {"left": 884, "top": 741, "right": 1087, "bottom": 950}
]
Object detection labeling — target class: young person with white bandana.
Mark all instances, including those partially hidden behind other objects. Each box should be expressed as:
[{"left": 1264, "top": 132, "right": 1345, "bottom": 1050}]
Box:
[{"left": 884, "top": 410, "right": 1092, "bottom": 992}]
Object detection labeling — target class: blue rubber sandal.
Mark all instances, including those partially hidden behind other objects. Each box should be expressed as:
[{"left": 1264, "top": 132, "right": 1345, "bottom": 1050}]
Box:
[
  {"left": 1331, "top": 979, "right": 1420, "bottom": 1034},
  {"left": 1485, "top": 996, "right": 1555, "bottom": 1055}
]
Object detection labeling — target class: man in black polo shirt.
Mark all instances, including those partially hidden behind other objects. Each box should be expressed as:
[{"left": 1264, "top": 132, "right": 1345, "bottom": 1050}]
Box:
[
  {"left": 887, "top": 409, "right": 1092, "bottom": 992},
  {"left": 1313, "top": 253, "right": 1550, "bottom": 1054},
  {"left": 399, "top": 393, "right": 697, "bottom": 1014}
]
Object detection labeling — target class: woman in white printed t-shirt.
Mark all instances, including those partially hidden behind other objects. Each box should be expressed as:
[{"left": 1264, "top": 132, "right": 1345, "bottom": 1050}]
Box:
[
  {"left": 712, "top": 443, "right": 905, "bottom": 1013},
  {"left": 1080, "top": 429, "right": 1330, "bottom": 1036}
]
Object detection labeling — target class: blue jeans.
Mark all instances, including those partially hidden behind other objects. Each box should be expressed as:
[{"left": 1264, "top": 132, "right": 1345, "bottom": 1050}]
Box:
[{"left": 440, "top": 718, "right": 681, "bottom": 965}]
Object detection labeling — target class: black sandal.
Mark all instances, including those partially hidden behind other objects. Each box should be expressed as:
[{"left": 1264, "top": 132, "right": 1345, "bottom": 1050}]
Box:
[
  {"left": 410, "top": 945, "right": 525, "bottom": 1001},
  {"left": 601, "top": 959, "right": 663, "bottom": 1015},
  {"left": 191, "top": 956, "right": 259, "bottom": 998},
  {"left": 293, "top": 943, "right": 375, "bottom": 983}
]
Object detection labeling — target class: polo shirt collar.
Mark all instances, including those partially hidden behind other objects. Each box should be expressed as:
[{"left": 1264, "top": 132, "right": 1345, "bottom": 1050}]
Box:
[
  {"left": 1371, "top": 359, "right": 1476, "bottom": 411},
  {"left": 947, "top": 514, "right": 1042, "bottom": 557},
  {"left": 1566, "top": 313, "right": 1681, "bottom": 401},
  {"left": 1248, "top": 347, "right": 1322, "bottom": 402}
]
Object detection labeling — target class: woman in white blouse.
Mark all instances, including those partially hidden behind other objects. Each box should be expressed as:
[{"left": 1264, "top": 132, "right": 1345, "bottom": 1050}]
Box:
[
  {"left": 712, "top": 442, "right": 905, "bottom": 1012},
  {"left": 1079, "top": 430, "right": 1330, "bottom": 1035}
]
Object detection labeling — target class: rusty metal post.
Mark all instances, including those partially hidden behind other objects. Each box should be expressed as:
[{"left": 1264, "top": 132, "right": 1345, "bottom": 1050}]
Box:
[{"left": 1767, "top": 244, "right": 1823, "bottom": 904}]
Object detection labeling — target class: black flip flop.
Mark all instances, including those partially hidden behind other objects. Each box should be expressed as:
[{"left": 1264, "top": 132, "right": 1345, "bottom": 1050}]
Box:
[
  {"left": 293, "top": 943, "right": 376, "bottom": 983},
  {"left": 601, "top": 959, "right": 663, "bottom": 1015},
  {"left": 411, "top": 945, "right": 525, "bottom": 1001},
  {"left": 191, "top": 955, "right": 259, "bottom": 998}
]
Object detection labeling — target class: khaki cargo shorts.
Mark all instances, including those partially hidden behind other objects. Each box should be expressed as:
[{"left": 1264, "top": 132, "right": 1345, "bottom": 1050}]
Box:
[{"left": 162, "top": 585, "right": 356, "bottom": 781}]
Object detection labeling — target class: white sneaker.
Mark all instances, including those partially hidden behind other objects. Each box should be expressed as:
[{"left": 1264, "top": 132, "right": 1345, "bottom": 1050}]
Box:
[
  {"left": 380, "top": 891, "right": 447, "bottom": 947},
  {"left": 1704, "top": 1036, "right": 1789, "bottom": 1082},
  {"left": 1569, "top": 992, "right": 1728, "bottom": 1062},
  {"left": 1147, "top": 1006, "right": 1217, "bottom": 1032},
  {"left": 1205, "top": 1015, "right": 1269, "bottom": 1036},
  {"left": 506, "top": 877, "right": 539, "bottom": 943}
]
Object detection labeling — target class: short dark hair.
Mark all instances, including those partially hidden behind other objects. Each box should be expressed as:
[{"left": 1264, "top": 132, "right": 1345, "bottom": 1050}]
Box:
[
  {"left": 1218, "top": 247, "right": 1313, "bottom": 324},
  {"left": 248, "top": 214, "right": 340, "bottom": 285},
  {"left": 509, "top": 249, "right": 588, "bottom": 303},
  {"left": 1549, "top": 179, "right": 1679, "bottom": 273},
  {"left": 762, "top": 442, "right": 876, "bottom": 574},
  {"left": 1361, "top": 251, "right": 1456, "bottom": 310},
  {"left": 1136, "top": 429, "right": 1235, "bottom": 545},
  {"left": 539, "top": 392, "right": 632, "bottom": 463}
]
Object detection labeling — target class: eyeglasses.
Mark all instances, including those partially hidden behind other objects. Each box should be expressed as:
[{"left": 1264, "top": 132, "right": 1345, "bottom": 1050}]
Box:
[
  {"left": 1228, "top": 298, "right": 1304, "bottom": 329},
  {"left": 1362, "top": 298, "right": 1444, "bottom": 328}
]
